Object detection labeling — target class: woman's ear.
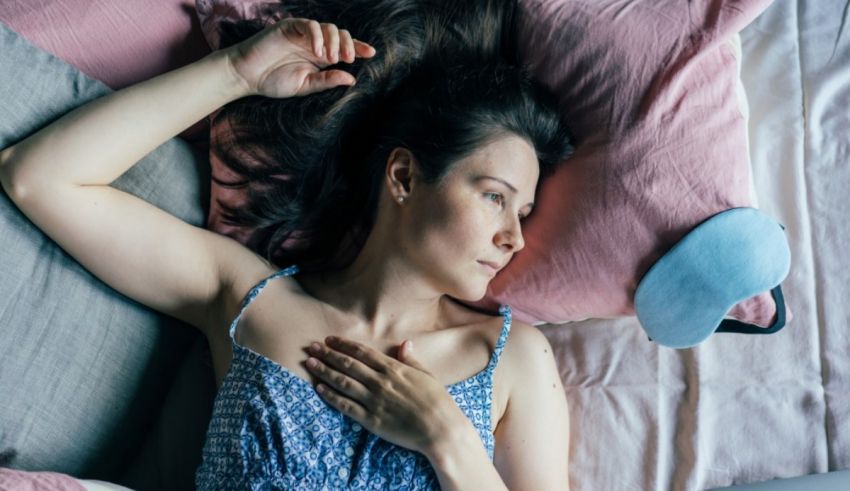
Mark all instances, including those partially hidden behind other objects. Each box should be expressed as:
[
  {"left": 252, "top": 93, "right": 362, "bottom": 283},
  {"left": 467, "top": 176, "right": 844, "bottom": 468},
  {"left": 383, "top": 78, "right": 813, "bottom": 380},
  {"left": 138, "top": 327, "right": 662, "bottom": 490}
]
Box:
[{"left": 386, "top": 147, "right": 417, "bottom": 195}]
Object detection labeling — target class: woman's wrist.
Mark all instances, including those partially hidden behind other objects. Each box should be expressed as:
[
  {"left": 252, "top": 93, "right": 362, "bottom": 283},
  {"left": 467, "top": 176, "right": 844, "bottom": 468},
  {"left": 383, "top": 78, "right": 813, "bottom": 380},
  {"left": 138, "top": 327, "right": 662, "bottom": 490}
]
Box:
[
  {"left": 422, "top": 422, "right": 479, "bottom": 466},
  {"left": 422, "top": 423, "right": 508, "bottom": 491},
  {"left": 215, "top": 46, "right": 256, "bottom": 98},
  {"left": 419, "top": 405, "right": 477, "bottom": 459},
  {"left": 206, "top": 47, "right": 255, "bottom": 100}
]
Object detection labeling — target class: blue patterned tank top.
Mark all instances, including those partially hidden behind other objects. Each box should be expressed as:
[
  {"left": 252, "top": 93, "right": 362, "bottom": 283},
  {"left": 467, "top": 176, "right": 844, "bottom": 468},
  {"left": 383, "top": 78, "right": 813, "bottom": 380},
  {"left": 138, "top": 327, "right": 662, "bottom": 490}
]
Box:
[{"left": 195, "top": 264, "right": 513, "bottom": 490}]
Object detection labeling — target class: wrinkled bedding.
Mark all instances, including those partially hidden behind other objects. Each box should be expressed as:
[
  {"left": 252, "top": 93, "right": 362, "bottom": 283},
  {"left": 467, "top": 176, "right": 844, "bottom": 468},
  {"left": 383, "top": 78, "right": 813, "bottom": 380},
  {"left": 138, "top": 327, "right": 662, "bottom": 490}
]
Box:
[
  {"left": 536, "top": 0, "right": 850, "bottom": 489},
  {"left": 2, "top": 0, "right": 847, "bottom": 489}
]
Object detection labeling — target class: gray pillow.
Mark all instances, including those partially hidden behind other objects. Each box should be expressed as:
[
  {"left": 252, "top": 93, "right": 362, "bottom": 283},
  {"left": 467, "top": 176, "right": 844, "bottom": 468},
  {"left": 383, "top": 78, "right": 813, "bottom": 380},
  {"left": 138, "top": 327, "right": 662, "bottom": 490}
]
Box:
[{"left": 0, "top": 21, "right": 216, "bottom": 489}]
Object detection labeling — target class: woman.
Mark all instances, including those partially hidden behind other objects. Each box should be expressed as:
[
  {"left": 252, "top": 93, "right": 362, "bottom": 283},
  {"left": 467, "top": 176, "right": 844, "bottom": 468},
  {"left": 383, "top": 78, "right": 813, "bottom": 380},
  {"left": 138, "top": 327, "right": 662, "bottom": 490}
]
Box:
[{"left": 0, "top": 14, "right": 571, "bottom": 491}]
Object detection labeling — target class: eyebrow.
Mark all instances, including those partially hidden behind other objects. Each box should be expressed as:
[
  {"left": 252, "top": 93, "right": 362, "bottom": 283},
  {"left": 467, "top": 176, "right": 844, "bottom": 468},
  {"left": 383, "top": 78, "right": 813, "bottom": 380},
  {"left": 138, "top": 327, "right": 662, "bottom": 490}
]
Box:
[{"left": 475, "top": 175, "right": 535, "bottom": 210}]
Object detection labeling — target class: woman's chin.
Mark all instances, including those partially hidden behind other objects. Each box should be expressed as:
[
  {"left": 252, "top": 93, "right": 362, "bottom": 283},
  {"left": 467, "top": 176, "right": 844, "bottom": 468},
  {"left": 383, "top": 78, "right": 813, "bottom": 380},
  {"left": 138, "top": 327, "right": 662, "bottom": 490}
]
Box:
[{"left": 456, "top": 283, "right": 490, "bottom": 303}]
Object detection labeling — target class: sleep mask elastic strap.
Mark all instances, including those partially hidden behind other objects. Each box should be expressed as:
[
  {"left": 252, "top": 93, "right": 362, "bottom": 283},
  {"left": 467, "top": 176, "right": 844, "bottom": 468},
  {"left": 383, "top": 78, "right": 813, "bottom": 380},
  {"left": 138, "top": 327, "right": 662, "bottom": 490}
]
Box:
[
  {"left": 714, "top": 285, "right": 787, "bottom": 334},
  {"left": 647, "top": 284, "right": 787, "bottom": 342}
]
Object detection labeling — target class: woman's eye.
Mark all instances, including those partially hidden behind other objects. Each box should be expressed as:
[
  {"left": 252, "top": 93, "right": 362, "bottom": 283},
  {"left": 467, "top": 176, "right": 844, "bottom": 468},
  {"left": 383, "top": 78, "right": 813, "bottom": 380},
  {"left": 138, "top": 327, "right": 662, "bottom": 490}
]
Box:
[{"left": 485, "top": 192, "right": 504, "bottom": 206}]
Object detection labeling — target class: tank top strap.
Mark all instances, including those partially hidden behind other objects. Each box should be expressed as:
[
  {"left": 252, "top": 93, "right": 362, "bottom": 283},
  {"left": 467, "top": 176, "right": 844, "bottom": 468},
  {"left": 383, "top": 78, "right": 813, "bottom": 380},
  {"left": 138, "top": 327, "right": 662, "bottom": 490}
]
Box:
[
  {"left": 485, "top": 304, "right": 513, "bottom": 373},
  {"left": 228, "top": 264, "right": 300, "bottom": 340}
]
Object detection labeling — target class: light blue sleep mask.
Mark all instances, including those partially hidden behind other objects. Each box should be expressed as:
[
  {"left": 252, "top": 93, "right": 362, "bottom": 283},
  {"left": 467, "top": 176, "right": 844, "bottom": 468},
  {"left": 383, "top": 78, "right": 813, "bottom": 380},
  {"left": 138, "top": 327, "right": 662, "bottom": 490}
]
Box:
[{"left": 635, "top": 207, "right": 791, "bottom": 349}]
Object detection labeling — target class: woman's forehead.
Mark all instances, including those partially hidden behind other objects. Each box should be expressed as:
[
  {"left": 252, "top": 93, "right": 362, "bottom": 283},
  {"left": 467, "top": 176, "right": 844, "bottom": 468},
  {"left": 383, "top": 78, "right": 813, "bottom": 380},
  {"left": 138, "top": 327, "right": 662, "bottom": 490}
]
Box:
[{"left": 458, "top": 136, "right": 539, "bottom": 186}]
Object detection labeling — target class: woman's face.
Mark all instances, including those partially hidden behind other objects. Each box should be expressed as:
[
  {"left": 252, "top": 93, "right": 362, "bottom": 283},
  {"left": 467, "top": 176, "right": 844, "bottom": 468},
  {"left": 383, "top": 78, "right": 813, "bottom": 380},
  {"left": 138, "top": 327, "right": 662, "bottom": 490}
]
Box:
[{"left": 399, "top": 133, "right": 540, "bottom": 300}]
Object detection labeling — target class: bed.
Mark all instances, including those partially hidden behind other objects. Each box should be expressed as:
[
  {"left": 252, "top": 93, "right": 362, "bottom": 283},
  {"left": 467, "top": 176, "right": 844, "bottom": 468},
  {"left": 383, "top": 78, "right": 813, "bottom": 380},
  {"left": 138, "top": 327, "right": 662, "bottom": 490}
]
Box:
[
  {"left": 538, "top": 0, "right": 850, "bottom": 489},
  {"left": 0, "top": 0, "right": 847, "bottom": 490}
]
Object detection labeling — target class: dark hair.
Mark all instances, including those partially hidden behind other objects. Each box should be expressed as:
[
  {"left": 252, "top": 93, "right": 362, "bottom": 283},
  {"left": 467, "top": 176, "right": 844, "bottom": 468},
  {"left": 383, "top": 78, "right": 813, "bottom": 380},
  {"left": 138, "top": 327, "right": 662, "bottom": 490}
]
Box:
[{"left": 211, "top": 0, "right": 573, "bottom": 274}]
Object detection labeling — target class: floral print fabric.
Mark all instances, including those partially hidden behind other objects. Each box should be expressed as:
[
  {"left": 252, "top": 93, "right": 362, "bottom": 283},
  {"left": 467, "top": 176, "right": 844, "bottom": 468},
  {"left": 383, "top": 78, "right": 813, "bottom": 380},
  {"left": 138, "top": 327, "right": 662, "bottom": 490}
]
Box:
[{"left": 196, "top": 264, "right": 512, "bottom": 490}]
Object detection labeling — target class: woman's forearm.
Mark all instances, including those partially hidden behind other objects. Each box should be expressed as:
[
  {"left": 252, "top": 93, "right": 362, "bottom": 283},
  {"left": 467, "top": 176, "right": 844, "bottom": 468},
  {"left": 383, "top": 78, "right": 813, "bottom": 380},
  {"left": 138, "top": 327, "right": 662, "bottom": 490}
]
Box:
[
  {"left": 425, "top": 426, "right": 509, "bottom": 491},
  {"left": 1, "top": 49, "right": 248, "bottom": 195}
]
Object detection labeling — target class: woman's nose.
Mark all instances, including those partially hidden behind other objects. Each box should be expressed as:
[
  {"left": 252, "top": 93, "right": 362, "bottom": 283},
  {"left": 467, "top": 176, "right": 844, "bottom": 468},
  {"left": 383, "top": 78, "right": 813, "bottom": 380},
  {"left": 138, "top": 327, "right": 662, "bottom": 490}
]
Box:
[{"left": 497, "top": 218, "right": 525, "bottom": 252}]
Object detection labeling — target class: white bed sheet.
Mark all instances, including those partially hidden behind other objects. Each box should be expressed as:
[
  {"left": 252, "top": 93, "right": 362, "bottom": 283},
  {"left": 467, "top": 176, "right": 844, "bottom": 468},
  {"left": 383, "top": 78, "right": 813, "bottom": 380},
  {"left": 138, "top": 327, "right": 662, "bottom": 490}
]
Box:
[{"left": 537, "top": 1, "right": 850, "bottom": 489}]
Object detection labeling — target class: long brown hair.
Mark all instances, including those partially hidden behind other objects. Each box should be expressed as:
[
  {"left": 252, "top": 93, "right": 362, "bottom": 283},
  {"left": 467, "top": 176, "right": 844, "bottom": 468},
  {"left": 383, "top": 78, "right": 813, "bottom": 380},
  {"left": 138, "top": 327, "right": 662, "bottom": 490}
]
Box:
[{"left": 211, "top": 0, "right": 573, "bottom": 273}]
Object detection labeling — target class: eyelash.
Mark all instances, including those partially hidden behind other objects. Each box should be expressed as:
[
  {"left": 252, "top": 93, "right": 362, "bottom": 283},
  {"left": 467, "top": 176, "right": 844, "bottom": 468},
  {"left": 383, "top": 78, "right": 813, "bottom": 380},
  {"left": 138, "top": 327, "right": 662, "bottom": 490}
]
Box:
[{"left": 484, "top": 192, "right": 527, "bottom": 221}]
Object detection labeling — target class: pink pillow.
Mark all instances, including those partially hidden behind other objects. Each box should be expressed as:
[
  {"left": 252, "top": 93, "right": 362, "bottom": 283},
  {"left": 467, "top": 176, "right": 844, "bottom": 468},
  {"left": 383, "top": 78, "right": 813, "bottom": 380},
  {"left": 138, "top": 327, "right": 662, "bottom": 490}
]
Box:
[
  {"left": 467, "top": 0, "right": 786, "bottom": 327},
  {"left": 197, "top": 0, "right": 787, "bottom": 328},
  {"left": 0, "top": 0, "right": 212, "bottom": 143},
  {"left": 0, "top": 468, "right": 85, "bottom": 491},
  {"left": 196, "top": 0, "right": 291, "bottom": 244}
]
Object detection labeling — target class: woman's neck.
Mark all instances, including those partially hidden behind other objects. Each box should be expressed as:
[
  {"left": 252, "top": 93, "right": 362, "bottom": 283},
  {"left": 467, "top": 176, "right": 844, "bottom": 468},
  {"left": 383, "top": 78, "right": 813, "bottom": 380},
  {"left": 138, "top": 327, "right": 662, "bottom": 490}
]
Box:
[{"left": 291, "top": 262, "right": 453, "bottom": 341}]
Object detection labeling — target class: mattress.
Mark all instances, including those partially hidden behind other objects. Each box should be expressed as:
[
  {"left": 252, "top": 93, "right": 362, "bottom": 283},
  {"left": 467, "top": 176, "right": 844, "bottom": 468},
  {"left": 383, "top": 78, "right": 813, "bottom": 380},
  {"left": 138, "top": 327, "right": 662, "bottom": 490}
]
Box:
[{"left": 536, "top": 0, "right": 850, "bottom": 489}]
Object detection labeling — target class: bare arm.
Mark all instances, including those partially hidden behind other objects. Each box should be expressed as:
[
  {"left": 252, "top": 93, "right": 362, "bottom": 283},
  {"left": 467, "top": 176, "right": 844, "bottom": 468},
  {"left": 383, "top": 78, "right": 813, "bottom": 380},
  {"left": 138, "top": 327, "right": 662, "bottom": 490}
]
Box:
[
  {"left": 420, "top": 321, "right": 570, "bottom": 490},
  {"left": 0, "top": 50, "right": 246, "bottom": 191},
  {"left": 493, "top": 321, "right": 571, "bottom": 490},
  {"left": 424, "top": 426, "right": 510, "bottom": 490},
  {"left": 0, "top": 50, "right": 250, "bottom": 333},
  {"left": 0, "top": 18, "right": 370, "bottom": 333}
]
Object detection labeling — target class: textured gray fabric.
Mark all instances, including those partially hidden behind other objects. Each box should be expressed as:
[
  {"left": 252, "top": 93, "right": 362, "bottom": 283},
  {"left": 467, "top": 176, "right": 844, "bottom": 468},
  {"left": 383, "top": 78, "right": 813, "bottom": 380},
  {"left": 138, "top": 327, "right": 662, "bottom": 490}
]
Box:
[{"left": 0, "top": 21, "right": 215, "bottom": 488}]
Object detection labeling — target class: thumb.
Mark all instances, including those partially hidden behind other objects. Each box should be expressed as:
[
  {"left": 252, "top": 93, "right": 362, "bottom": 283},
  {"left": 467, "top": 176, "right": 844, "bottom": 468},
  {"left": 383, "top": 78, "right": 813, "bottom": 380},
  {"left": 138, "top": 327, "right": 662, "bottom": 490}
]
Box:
[
  {"left": 302, "top": 69, "right": 355, "bottom": 94},
  {"left": 398, "top": 340, "right": 428, "bottom": 371}
]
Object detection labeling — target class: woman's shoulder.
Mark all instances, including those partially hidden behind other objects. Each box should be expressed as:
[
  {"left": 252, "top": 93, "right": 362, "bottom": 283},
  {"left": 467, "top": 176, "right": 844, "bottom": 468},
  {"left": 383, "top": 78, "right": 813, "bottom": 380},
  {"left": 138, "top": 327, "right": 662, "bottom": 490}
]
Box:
[
  {"left": 505, "top": 318, "right": 551, "bottom": 354},
  {"left": 442, "top": 300, "right": 545, "bottom": 355},
  {"left": 497, "top": 317, "right": 557, "bottom": 392},
  {"left": 211, "top": 244, "right": 290, "bottom": 335},
  {"left": 477, "top": 312, "right": 555, "bottom": 428},
  {"left": 448, "top": 300, "right": 546, "bottom": 353}
]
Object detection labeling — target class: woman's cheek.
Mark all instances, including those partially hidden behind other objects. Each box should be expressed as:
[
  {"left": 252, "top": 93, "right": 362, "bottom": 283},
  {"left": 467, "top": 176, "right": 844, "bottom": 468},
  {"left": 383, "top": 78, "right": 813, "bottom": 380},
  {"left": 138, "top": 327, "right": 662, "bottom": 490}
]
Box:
[
  {"left": 407, "top": 200, "right": 460, "bottom": 259},
  {"left": 440, "top": 199, "right": 485, "bottom": 246}
]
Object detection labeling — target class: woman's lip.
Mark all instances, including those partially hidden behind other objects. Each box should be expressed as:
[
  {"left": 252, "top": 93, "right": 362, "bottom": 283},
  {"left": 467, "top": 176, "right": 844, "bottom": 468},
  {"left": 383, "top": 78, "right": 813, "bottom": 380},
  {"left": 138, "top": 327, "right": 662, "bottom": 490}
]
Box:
[{"left": 478, "top": 261, "right": 499, "bottom": 273}]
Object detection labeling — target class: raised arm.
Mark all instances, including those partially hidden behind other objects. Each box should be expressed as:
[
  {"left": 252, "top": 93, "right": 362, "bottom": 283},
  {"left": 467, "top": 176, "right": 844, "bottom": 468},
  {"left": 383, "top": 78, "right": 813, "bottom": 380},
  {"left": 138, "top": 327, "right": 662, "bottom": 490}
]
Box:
[
  {"left": 0, "top": 50, "right": 244, "bottom": 192},
  {"left": 0, "top": 47, "right": 250, "bottom": 334},
  {"left": 0, "top": 18, "right": 375, "bottom": 333}
]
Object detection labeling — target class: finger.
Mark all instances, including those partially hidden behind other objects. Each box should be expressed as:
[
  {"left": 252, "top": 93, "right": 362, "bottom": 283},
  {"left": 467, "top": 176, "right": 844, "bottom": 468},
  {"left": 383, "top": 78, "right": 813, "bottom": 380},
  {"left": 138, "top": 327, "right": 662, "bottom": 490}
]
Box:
[
  {"left": 400, "top": 340, "right": 416, "bottom": 362},
  {"left": 321, "top": 23, "right": 340, "bottom": 64},
  {"left": 312, "top": 342, "right": 376, "bottom": 385},
  {"left": 306, "top": 356, "right": 370, "bottom": 404},
  {"left": 296, "top": 19, "right": 323, "bottom": 57},
  {"left": 315, "top": 383, "right": 369, "bottom": 423},
  {"left": 398, "top": 341, "right": 430, "bottom": 373},
  {"left": 339, "top": 29, "right": 355, "bottom": 64},
  {"left": 352, "top": 40, "right": 377, "bottom": 58},
  {"left": 301, "top": 70, "right": 355, "bottom": 95},
  {"left": 398, "top": 340, "right": 415, "bottom": 362},
  {"left": 326, "top": 336, "right": 392, "bottom": 373}
]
